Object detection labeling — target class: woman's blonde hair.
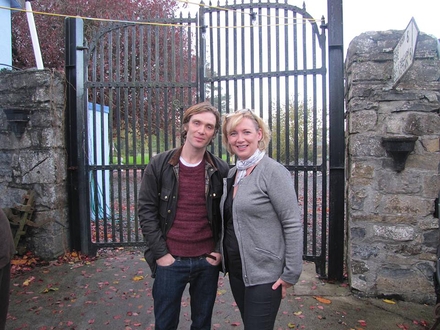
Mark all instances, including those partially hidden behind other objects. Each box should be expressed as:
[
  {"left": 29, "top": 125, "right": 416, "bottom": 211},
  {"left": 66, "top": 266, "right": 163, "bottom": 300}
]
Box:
[{"left": 221, "top": 109, "right": 271, "bottom": 155}]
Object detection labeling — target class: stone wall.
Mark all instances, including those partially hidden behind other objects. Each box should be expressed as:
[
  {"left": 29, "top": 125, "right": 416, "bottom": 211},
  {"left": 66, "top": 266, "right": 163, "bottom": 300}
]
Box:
[
  {"left": 345, "top": 31, "right": 440, "bottom": 304},
  {"left": 0, "top": 69, "right": 68, "bottom": 259}
]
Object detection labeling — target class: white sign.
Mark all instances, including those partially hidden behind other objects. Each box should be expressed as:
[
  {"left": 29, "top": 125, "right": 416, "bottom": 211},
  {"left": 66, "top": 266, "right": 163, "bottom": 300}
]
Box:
[{"left": 393, "top": 18, "right": 419, "bottom": 87}]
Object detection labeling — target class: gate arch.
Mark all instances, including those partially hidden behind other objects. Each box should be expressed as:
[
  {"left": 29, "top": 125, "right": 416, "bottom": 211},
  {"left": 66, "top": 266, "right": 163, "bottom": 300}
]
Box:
[{"left": 66, "top": 0, "right": 335, "bottom": 278}]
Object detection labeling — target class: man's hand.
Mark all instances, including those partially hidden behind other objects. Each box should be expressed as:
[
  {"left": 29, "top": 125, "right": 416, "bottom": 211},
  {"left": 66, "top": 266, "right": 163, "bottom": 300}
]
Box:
[
  {"left": 156, "top": 253, "right": 175, "bottom": 266},
  {"left": 205, "top": 252, "right": 222, "bottom": 266},
  {"left": 272, "top": 278, "right": 293, "bottom": 299}
]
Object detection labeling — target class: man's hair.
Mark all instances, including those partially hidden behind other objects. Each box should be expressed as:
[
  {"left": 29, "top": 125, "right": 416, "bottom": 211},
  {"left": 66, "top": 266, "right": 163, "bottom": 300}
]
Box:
[{"left": 181, "top": 101, "right": 221, "bottom": 143}]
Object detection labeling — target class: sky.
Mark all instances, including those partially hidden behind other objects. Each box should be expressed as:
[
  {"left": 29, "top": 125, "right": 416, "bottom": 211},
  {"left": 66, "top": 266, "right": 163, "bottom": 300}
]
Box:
[
  {"left": 183, "top": 0, "right": 440, "bottom": 56},
  {"left": 305, "top": 0, "right": 439, "bottom": 53}
]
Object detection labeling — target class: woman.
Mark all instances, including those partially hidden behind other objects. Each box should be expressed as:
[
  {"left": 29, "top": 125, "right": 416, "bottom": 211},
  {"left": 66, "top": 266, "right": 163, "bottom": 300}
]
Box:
[{"left": 220, "top": 109, "right": 303, "bottom": 329}]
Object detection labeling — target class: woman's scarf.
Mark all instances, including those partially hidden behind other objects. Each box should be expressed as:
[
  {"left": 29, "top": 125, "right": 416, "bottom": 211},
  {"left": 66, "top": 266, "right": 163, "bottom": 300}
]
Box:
[{"left": 234, "top": 149, "right": 265, "bottom": 187}]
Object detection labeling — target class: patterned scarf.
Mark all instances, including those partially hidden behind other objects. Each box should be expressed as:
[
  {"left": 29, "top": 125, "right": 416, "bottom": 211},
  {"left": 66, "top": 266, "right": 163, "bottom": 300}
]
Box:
[{"left": 234, "top": 149, "right": 265, "bottom": 187}]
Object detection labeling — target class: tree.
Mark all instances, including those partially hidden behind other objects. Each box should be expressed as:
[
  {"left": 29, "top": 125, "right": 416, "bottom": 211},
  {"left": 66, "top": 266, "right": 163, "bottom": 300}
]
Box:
[
  {"left": 12, "top": 0, "right": 198, "bottom": 153},
  {"left": 12, "top": 0, "right": 185, "bottom": 70},
  {"left": 271, "top": 97, "right": 325, "bottom": 166}
]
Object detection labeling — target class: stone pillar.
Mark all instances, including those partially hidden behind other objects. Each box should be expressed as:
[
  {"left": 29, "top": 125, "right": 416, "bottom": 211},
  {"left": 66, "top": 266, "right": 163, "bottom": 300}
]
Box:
[
  {"left": 345, "top": 31, "right": 440, "bottom": 303},
  {"left": 0, "top": 69, "right": 69, "bottom": 259}
]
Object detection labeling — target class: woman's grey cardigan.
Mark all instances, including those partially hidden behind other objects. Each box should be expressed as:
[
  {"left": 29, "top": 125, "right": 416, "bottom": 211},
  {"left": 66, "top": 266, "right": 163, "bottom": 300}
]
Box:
[{"left": 220, "top": 155, "right": 303, "bottom": 286}]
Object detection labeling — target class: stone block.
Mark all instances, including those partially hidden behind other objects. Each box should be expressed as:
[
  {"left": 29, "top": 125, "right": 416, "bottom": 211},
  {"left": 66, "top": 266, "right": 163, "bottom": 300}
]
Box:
[
  {"left": 348, "top": 110, "right": 377, "bottom": 133},
  {"left": 376, "top": 266, "right": 435, "bottom": 304},
  {"left": 378, "top": 171, "right": 421, "bottom": 194},
  {"left": 373, "top": 224, "right": 415, "bottom": 241},
  {"left": 349, "top": 134, "right": 385, "bottom": 157},
  {"left": 380, "top": 195, "right": 433, "bottom": 217}
]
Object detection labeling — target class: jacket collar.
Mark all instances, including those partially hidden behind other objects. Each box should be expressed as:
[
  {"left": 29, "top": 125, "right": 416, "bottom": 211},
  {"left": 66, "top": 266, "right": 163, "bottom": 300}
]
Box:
[{"left": 168, "top": 146, "right": 217, "bottom": 169}]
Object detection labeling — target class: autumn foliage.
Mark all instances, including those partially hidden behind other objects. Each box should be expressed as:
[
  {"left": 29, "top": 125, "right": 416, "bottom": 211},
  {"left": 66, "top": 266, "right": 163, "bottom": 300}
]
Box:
[{"left": 12, "top": 0, "right": 186, "bottom": 70}]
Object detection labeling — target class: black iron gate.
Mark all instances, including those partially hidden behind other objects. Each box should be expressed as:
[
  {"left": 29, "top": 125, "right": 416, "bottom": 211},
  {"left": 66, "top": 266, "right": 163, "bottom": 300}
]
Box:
[{"left": 66, "top": 0, "right": 338, "bottom": 278}]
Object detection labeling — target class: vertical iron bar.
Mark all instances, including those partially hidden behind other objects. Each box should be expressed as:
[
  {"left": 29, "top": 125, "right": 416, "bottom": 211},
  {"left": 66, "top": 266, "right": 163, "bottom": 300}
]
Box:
[
  {"left": 91, "top": 43, "right": 99, "bottom": 242},
  {"left": 178, "top": 15, "right": 184, "bottom": 146},
  {"left": 199, "top": 4, "right": 206, "bottom": 101},
  {"left": 155, "top": 25, "right": 161, "bottom": 153},
  {"left": 147, "top": 25, "right": 153, "bottom": 159},
  {"left": 99, "top": 32, "right": 109, "bottom": 243},
  {"left": 190, "top": 13, "right": 196, "bottom": 105},
  {"left": 115, "top": 27, "right": 123, "bottom": 243},
  {"left": 258, "top": 6, "right": 263, "bottom": 118},
  {"left": 240, "top": 7, "right": 245, "bottom": 108},
  {"left": 250, "top": 8, "right": 255, "bottom": 110},
  {"left": 139, "top": 25, "right": 146, "bottom": 164},
  {"left": 311, "top": 17, "right": 319, "bottom": 269},
  {"left": 171, "top": 20, "right": 177, "bottom": 149},
  {"left": 275, "top": 6, "right": 281, "bottom": 162},
  {"left": 164, "top": 25, "right": 170, "bottom": 151},
  {"left": 319, "top": 16, "right": 329, "bottom": 278},
  {"left": 266, "top": 6, "right": 272, "bottom": 156},
  {"left": 233, "top": 4, "right": 238, "bottom": 110},
  {"left": 284, "top": 7, "right": 290, "bottom": 166},
  {"left": 215, "top": 4, "right": 222, "bottom": 154},
  {"left": 123, "top": 26, "right": 130, "bottom": 243},
  {"left": 108, "top": 29, "right": 116, "bottom": 242}
]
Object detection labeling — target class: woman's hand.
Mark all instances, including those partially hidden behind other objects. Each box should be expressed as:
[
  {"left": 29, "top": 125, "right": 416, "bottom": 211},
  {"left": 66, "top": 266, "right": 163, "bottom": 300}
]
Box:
[{"left": 272, "top": 278, "right": 293, "bottom": 299}]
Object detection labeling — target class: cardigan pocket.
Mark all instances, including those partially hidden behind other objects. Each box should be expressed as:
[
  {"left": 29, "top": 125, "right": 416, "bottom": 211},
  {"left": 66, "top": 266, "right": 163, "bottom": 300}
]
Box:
[{"left": 255, "top": 247, "right": 282, "bottom": 261}]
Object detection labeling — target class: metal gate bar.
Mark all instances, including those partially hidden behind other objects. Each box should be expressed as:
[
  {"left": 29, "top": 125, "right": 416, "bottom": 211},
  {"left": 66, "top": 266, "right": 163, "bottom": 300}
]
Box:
[
  {"left": 65, "top": 0, "right": 337, "bottom": 278},
  {"left": 83, "top": 16, "right": 200, "bottom": 248}
]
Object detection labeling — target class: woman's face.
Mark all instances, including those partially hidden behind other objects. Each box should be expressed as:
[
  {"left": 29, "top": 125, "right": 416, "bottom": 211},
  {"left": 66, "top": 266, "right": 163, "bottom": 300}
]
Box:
[{"left": 227, "top": 117, "right": 262, "bottom": 160}]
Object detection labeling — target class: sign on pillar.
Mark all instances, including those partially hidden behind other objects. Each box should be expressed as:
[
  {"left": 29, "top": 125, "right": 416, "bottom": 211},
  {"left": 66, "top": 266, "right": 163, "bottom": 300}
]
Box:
[{"left": 393, "top": 17, "right": 419, "bottom": 88}]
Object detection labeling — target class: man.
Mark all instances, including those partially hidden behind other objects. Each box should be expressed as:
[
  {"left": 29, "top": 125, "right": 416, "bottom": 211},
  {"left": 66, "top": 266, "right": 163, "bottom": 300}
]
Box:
[
  {"left": 0, "top": 208, "right": 15, "bottom": 330},
  {"left": 138, "top": 101, "right": 229, "bottom": 330}
]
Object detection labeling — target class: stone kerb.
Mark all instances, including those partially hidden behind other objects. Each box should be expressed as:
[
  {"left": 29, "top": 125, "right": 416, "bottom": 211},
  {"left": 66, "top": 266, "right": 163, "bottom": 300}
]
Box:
[
  {"left": 0, "top": 69, "right": 69, "bottom": 260},
  {"left": 345, "top": 30, "right": 440, "bottom": 304}
]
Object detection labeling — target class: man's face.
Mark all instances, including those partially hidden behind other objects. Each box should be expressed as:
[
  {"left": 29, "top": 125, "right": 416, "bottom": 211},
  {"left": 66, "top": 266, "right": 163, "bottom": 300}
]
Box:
[{"left": 184, "top": 112, "right": 217, "bottom": 150}]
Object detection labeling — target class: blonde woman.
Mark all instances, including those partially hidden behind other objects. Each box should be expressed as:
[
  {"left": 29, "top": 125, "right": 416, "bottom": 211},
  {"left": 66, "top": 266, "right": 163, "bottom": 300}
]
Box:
[{"left": 220, "top": 109, "right": 303, "bottom": 330}]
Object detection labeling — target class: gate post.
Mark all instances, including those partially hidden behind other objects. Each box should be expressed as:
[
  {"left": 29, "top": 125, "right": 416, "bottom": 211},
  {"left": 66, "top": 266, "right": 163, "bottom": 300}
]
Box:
[
  {"left": 65, "top": 17, "right": 93, "bottom": 255},
  {"left": 327, "top": 0, "right": 345, "bottom": 281}
]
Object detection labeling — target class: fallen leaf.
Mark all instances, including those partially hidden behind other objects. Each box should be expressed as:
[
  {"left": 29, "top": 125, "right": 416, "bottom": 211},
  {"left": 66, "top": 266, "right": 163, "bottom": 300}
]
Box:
[
  {"left": 132, "top": 276, "right": 144, "bottom": 281},
  {"left": 287, "top": 322, "right": 296, "bottom": 328},
  {"left": 22, "top": 276, "right": 36, "bottom": 287},
  {"left": 358, "top": 319, "right": 367, "bottom": 327},
  {"left": 313, "top": 296, "right": 332, "bottom": 304},
  {"left": 41, "top": 287, "right": 59, "bottom": 294},
  {"left": 383, "top": 299, "right": 396, "bottom": 304},
  {"left": 294, "top": 311, "right": 302, "bottom": 316}
]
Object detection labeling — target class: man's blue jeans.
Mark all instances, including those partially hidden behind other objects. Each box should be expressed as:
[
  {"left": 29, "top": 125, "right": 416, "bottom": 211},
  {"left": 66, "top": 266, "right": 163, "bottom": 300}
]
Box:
[{"left": 152, "top": 256, "right": 220, "bottom": 330}]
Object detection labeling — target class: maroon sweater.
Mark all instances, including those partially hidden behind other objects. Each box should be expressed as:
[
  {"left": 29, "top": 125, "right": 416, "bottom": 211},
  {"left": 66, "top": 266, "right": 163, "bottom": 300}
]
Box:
[{"left": 166, "top": 161, "right": 214, "bottom": 257}]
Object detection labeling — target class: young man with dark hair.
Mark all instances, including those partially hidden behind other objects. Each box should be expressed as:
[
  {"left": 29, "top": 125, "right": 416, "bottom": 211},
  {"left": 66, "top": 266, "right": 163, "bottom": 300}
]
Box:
[{"left": 138, "top": 101, "right": 229, "bottom": 330}]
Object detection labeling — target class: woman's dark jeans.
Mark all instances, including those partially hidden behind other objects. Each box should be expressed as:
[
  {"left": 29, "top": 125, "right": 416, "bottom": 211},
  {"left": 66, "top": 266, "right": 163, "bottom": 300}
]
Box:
[{"left": 228, "top": 271, "right": 282, "bottom": 330}]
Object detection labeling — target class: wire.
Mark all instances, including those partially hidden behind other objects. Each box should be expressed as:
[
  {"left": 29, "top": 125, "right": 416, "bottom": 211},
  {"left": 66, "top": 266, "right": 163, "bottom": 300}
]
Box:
[
  {"left": 176, "top": 0, "right": 322, "bottom": 25},
  {"left": 1, "top": 2, "right": 322, "bottom": 30},
  {"left": 1, "top": 5, "right": 188, "bottom": 28},
  {"left": 0, "top": 63, "right": 23, "bottom": 70}
]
